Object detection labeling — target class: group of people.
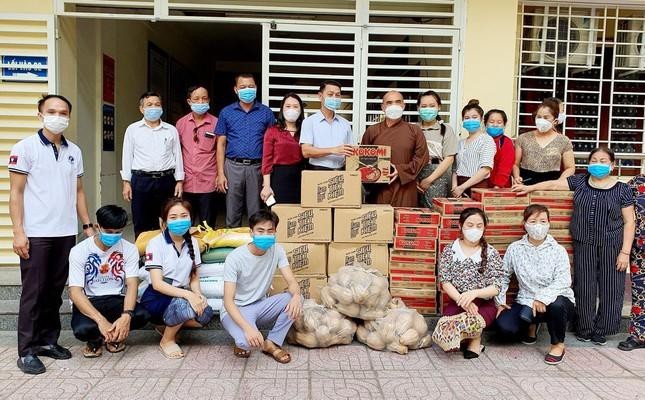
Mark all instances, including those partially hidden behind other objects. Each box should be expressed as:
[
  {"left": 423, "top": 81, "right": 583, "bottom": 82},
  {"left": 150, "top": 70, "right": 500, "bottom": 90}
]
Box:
[{"left": 7, "top": 80, "right": 644, "bottom": 374}]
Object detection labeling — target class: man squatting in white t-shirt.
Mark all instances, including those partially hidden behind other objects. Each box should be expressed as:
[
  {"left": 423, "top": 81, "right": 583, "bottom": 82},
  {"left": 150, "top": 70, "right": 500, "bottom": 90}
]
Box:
[
  {"left": 68, "top": 205, "right": 150, "bottom": 357},
  {"left": 222, "top": 209, "right": 303, "bottom": 363}
]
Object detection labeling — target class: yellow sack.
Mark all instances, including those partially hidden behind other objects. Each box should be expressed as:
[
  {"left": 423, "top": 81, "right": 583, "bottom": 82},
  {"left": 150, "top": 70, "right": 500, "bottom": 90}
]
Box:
[
  {"left": 195, "top": 222, "right": 252, "bottom": 248},
  {"left": 135, "top": 228, "right": 208, "bottom": 256}
]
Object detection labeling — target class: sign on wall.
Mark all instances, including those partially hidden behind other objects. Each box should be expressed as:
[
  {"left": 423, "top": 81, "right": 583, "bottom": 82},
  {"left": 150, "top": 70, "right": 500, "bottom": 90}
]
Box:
[
  {"left": 102, "top": 104, "right": 115, "bottom": 152},
  {"left": 102, "top": 54, "right": 115, "bottom": 104},
  {"left": 1, "top": 55, "right": 48, "bottom": 81}
]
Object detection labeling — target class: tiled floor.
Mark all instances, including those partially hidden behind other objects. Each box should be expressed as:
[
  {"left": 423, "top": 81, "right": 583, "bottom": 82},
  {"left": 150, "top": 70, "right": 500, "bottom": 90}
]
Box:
[{"left": 0, "top": 331, "right": 643, "bottom": 400}]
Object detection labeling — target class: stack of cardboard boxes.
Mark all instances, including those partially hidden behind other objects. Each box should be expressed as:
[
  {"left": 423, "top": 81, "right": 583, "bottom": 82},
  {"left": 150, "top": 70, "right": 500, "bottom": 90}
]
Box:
[{"left": 389, "top": 208, "right": 441, "bottom": 314}]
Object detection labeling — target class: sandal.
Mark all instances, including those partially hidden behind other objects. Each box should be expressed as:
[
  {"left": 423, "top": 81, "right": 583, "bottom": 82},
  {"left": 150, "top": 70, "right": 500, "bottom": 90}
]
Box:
[
  {"left": 83, "top": 343, "right": 103, "bottom": 358},
  {"left": 463, "top": 345, "right": 486, "bottom": 359},
  {"left": 262, "top": 340, "right": 291, "bottom": 364},
  {"left": 159, "top": 342, "right": 184, "bottom": 359},
  {"left": 233, "top": 345, "right": 251, "bottom": 358},
  {"left": 106, "top": 342, "right": 126, "bottom": 353}
]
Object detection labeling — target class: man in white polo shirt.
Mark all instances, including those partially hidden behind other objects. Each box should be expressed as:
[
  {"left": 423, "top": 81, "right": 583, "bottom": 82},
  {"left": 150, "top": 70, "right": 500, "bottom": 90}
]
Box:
[
  {"left": 121, "top": 91, "right": 184, "bottom": 238},
  {"left": 300, "top": 80, "right": 355, "bottom": 170},
  {"left": 8, "top": 94, "right": 95, "bottom": 375}
]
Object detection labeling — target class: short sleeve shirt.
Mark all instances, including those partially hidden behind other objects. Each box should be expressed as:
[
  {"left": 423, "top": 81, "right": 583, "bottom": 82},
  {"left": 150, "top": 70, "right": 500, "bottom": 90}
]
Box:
[
  {"left": 300, "top": 111, "right": 355, "bottom": 169},
  {"left": 215, "top": 101, "right": 275, "bottom": 159},
  {"left": 144, "top": 231, "right": 202, "bottom": 287},
  {"left": 567, "top": 173, "right": 635, "bottom": 246},
  {"left": 68, "top": 237, "right": 139, "bottom": 297},
  {"left": 421, "top": 122, "right": 458, "bottom": 161},
  {"left": 455, "top": 133, "right": 496, "bottom": 178},
  {"left": 223, "top": 244, "right": 289, "bottom": 309},
  {"left": 516, "top": 131, "right": 573, "bottom": 173},
  {"left": 438, "top": 240, "right": 504, "bottom": 293},
  {"left": 8, "top": 131, "right": 84, "bottom": 237}
]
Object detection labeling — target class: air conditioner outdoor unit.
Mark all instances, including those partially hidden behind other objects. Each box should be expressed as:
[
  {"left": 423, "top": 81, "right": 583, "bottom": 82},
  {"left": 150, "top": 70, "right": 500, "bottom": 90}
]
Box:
[
  {"left": 526, "top": 12, "right": 596, "bottom": 67},
  {"left": 616, "top": 19, "right": 645, "bottom": 70}
]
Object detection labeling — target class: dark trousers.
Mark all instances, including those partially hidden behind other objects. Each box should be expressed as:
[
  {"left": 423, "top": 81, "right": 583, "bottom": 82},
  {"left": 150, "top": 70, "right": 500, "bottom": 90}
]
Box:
[
  {"left": 496, "top": 296, "right": 575, "bottom": 345},
  {"left": 18, "top": 236, "right": 76, "bottom": 357},
  {"left": 183, "top": 191, "right": 223, "bottom": 227},
  {"left": 573, "top": 241, "right": 625, "bottom": 336},
  {"left": 71, "top": 295, "right": 149, "bottom": 346},
  {"left": 131, "top": 174, "right": 175, "bottom": 238}
]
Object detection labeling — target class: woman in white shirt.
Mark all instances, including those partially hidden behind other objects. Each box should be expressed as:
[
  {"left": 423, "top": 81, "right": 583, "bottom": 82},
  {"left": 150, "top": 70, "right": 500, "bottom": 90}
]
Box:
[{"left": 496, "top": 204, "right": 575, "bottom": 365}]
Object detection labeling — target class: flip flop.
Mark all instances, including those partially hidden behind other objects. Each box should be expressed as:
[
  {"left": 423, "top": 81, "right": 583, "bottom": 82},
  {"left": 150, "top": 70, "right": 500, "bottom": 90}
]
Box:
[
  {"left": 262, "top": 340, "right": 291, "bottom": 364},
  {"left": 106, "top": 342, "right": 126, "bottom": 353},
  {"left": 159, "top": 342, "right": 184, "bottom": 359},
  {"left": 233, "top": 345, "right": 251, "bottom": 358},
  {"left": 155, "top": 325, "right": 182, "bottom": 345},
  {"left": 83, "top": 343, "right": 103, "bottom": 358}
]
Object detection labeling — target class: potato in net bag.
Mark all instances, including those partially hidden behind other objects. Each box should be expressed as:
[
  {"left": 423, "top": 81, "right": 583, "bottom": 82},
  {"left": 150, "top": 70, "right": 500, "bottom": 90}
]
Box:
[
  {"left": 286, "top": 299, "right": 357, "bottom": 348},
  {"left": 356, "top": 304, "right": 431, "bottom": 354}
]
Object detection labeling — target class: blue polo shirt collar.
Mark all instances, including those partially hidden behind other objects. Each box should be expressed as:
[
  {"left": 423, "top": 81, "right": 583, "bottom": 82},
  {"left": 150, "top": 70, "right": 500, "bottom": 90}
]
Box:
[
  {"left": 233, "top": 100, "right": 259, "bottom": 112},
  {"left": 38, "top": 129, "right": 68, "bottom": 147}
]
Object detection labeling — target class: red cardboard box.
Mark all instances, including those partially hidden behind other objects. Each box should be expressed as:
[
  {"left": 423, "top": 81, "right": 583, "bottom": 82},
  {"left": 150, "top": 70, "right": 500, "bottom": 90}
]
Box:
[
  {"left": 439, "top": 215, "right": 461, "bottom": 229},
  {"left": 390, "top": 250, "right": 436, "bottom": 264},
  {"left": 389, "top": 274, "right": 437, "bottom": 289},
  {"left": 389, "top": 261, "right": 436, "bottom": 276},
  {"left": 391, "top": 287, "right": 437, "bottom": 298},
  {"left": 439, "top": 229, "right": 461, "bottom": 241},
  {"left": 432, "top": 198, "right": 482, "bottom": 215},
  {"left": 438, "top": 240, "right": 453, "bottom": 254},
  {"left": 483, "top": 204, "right": 528, "bottom": 213},
  {"left": 393, "top": 237, "right": 436, "bottom": 252},
  {"left": 345, "top": 145, "right": 391, "bottom": 184},
  {"left": 471, "top": 188, "right": 529, "bottom": 205},
  {"left": 529, "top": 190, "right": 574, "bottom": 200},
  {"left": 394, "top": 208, "right": 441, "bottom": 225},
  {"left": 394, "top": 224, "right": 439, "bottom": 239}
]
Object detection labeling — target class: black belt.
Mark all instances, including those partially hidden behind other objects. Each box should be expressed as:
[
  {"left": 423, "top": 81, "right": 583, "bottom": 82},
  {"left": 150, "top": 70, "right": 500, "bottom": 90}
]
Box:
[
  {"left": 132, "top": 169, "right": 174, "bottom": 178},
  {"left": 308, "top": 164, "right": 343, "bottom": 171},
  {"left": 228, "top": 157, "right": 261, "bottom": 165}
]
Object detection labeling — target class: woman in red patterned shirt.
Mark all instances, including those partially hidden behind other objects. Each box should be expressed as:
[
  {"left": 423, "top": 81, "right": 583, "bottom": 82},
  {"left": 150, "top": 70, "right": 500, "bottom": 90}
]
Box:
[{"left": 261, "top": 93, "right": 306, "bottom": 204}]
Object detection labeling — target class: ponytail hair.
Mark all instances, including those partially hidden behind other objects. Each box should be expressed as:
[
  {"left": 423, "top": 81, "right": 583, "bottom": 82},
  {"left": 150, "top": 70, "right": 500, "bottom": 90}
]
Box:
[
  {"left": 458, "top": 207, "right": 489, "bottom": 271},
  {"left": 161, "top": 197, "right": 196, "bottom": 267}
]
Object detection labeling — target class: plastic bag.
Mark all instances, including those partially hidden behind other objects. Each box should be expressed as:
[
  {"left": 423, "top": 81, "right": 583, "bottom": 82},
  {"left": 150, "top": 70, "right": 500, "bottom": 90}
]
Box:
[
  {"left": 135, "top": 229, "right": 208, "bottom": 255},
  {"left": 320, "top": 264, "right": 391, "bottom": 320},
  {"left": 286, "top": 299, "right": 357, "bottom": 348},
  {"left": 198, "top": 262, "right": 226, "bottom": 278},
  {"left": 195, "top": 223, "right": 251, "bottom": 248},
  {"left": 431, "top": 312, "right": 486, "bottom": 352},
  {"left": 199, "top": 276, "right": 224, "bottom": 298},
  {"left": 201, "top": 248, "right": 235, "bottom": 264},
  {"left": 356, "top": 304, "right": 431, "bottom": 354}
]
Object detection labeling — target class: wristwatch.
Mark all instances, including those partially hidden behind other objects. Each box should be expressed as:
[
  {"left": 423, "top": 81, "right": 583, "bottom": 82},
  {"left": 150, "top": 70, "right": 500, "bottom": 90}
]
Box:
[
  {"left": 122, "top": 310, "right": 134, "bottom": 318},
  {"left": 82, "top": 223, "right": 94, "bottom": 230}
]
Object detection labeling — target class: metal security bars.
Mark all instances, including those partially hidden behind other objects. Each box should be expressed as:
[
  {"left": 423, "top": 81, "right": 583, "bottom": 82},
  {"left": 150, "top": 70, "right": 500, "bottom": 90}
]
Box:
[{"left": 515, "top": 3, "right": 645, "bottom": 175}]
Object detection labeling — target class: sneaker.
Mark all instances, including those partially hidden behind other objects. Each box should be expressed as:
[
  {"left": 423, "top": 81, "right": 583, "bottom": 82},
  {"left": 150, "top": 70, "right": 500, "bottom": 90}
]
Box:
[
  {"left": 576, "top": 333, "right": 592, "bottom": 342},
  {"left": 591, "top": 334, "right": 607, "bottom": 346},
  {"left": 17, "top": 355, "right": 46, "bottom": 375},
  {"left": 618, "top": 337, "right": 645, "bottom": 351}
]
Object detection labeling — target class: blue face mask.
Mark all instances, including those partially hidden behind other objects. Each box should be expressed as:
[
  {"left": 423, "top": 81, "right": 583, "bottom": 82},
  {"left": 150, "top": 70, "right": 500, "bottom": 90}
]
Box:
[
  {"left": 462, "top": 119, "right": 481, "bottom": 133},
  {"left": 486, "top": 126, "right": 504, "bottom": 137},
  {"left": 588, "top": 163, "right": 611, "bottom": 178},
  {"left": 419, "top": 107, "right": 438, "bottom": 122},
  {"left": 167, "top": 219, "right": 191, "bottom": 236},
  {"left": 190, "top": 103, "right": 210, "bottom": 115},
  {"left": 99, "top": 231, "right": 122, "bottom": 247},
  {"left": 324, "top": 97, "right": 342, "bottom": 111},
  {"left": 143, "top": 107, "right": 163, "bottom": 121},
  {"left": 237, "top": 88, "right": 257, "bottom": 103},
  {"left": 252, "top": 234, "right": 276, "bottom": 251}
]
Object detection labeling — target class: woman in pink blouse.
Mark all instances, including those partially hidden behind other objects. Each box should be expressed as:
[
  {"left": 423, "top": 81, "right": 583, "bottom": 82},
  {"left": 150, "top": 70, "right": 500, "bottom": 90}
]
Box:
[
  {"left": 261, "top": 93, "right": 306, "bottom": 204},
  {"left": 437, "top": 208, "right": 504, "bottom": 358}
]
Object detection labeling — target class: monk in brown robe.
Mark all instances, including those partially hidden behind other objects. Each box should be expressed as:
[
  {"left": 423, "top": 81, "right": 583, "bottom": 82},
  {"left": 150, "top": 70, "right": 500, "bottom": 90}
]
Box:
[{"left": 361, "top": 91, "right": 429, "bottom": 207}]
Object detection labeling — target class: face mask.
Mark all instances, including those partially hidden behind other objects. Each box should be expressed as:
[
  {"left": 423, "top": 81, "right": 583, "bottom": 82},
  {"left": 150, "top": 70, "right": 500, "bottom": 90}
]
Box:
[
  {"left": 535, "top": 118, "right": 553, "bottom": 133},
  {"left": 237, "top": 87, "right": 257, "bottom": 103},
  {"left": 144, "top": 107, "right": 163, "bottom": 121},
  {"left": 43, "top": 115, "right": 69, "bottom": 134},
  {"left": 283, "top": 108, "right": 300, "bottom": 122},
  {"left": 167, "top": 218, "right": 191, "bottom": 236},
  {"left": 463, "top": 228, "right": 483, "bottom": 243},
  {"left": 252, "top": 234, "right": 276, "bottom": 251},
  {"left": 557, "top": 112, "right": 566, "bottom": 125},
  {"left": 462, "top": 119, "right": 481, "bottom": 133},
  {"left": 525, "top": 223, "right": 549, "bottom": 241},
  {"left": 385, "top": 105, "right": 404, "bottom": 120},
  {"left": 190, "top": 103, "right": 210, "bottom": 115},
  {"left": 486, "top": 126, "right": 504, "bottom": 137},
  {"left": 587, "top": 163, "right": 611, "bottom": 178},
  {"left": 324, "top": 97, "right": 341, "bottom": 111},
  {"left": 99, "top": 231, "right": 122, "bottom": 247},
  {"left": 419, "top": 107, "right": 438, "bottom": 122}
]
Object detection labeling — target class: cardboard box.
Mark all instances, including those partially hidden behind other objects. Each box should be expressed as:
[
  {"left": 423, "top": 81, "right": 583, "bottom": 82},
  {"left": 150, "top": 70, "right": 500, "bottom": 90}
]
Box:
[
  {"left": 394, "top": 208, "right": 441, "bottom": 225},
  {"left": 438, "top": 240, "right": 453, "bottom": 254},
  {"left": 439, "top": 229, "right": 461, "bottom": 241},
  {"left": 483, "top": 204, "right": 528, "bottom": 213},
  {"left": 333, "top": 205, "right": 394, "bottom": 243},
  {"left": 471, "top": 188, "right": 529, "bottom": 205},
  {"left": 300, "top": 171, "right": 361, "bottom": 208},
  {"left": 432, "top": 198, "right": 482, "bottom": 215},
  {"left": 277, "top": 243, "right": 327, "bottom": 276},
  {"left": 346, "top": 145, "right": 391, "bottom": 184},
  {"left": 272, "top": 205, "right": 332, "bottom": 243},
  {"left": 550, "top": 229, "right": 573, "bottom": 243},
  {"left": 411, "top": 307, "right": 437, "bottom": 315},
  {"left": 439, "top": 215, "right": 461, "bottom": 229},
  {"left": 389, "top": 250, "right": 436, "bottom": 264},
  {"left": 391, "top": 287, "right": 437, "bottom": 298},
  {"left": 328, "top": 243, "right": 389, "bottom": 276},
  {"left": 487, "top": 222, "right": 524, "bottom": 230},
  {"left": 530, "top": 190, "right": 574, "bottom": 200},
  {"left": 393, "top": 237, "right": 436, "bottom": 252},
  {"left": 394, "top": 224, "right": 439, "bottom": 239},
  {"left": 485, "top": 229, "right": 526, "bottom": 237},
  {"left": 389, "top": 261, "right": 436, "bottom": 276},
  {"left": 270, "top": 275, "right": 327, "bottom": 302},
  {"left": 390, "top": 274, "right": 437, "bottom": 289}
]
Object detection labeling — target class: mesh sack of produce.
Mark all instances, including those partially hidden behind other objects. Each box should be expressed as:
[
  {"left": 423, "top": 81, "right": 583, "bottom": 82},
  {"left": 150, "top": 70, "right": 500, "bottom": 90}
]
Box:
[
  {"left": 286, "top": 299, "right": 357, "bottom": 348},
  {"left": 431, "top": 312, "right": 486, "bottom": 352},
  {"left": 356, "top": 305, "right": 431, "bottom": 354},
  {"left": 320, "top": 264, "right": 391, "bottom": 320}
]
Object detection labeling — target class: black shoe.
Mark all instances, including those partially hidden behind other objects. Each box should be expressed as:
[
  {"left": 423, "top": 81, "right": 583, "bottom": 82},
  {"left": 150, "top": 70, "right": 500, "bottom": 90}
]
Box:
[
  {"left": 522, "top": 324, "right": 540, "bottom": 345},
  {"left": 618, "top": 337, "right": 645, "bottom": 351},
  {"left": 463, "top": 345, "right": 486, "bottom": 359},
  {"left": 591, "top": 334, "right": 607, "bottom": 346},
  {"left": 576, "top": 333, "right": 591, "bottom": 342},
  {"left": 17, "top": 355, "right": 46, "bottom": 375},
  {"left": 38, "top": 344, "right": 72, "bottom": 360}
]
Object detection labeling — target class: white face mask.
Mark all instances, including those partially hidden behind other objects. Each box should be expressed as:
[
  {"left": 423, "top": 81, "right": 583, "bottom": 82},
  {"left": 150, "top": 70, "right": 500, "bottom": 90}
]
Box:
[
  {"left": 525, "top": 222, "right": 549, "bottom": 241},
  {"left": 557, "top": 112, "right": 566, "bottom": 125},
  {"left": 385, "top": 105, "right": 404, "bottom": 120},
  {"left": 283, "top": 108, "right": 300, "bottom": 123},
  {"left": 463, "top": 228, "right": 483, "bottom": 243},
  {"left": 535, "top": 118, "right": 553, "bottom": 133},
  {"left": 42, "top": 115, "right": 69, "bottom": 134}
]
